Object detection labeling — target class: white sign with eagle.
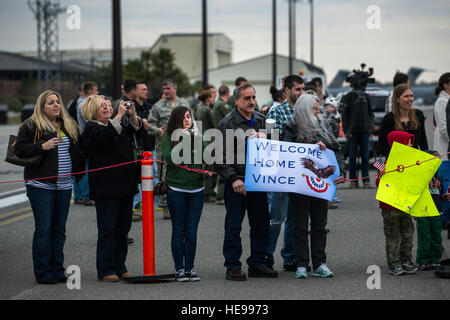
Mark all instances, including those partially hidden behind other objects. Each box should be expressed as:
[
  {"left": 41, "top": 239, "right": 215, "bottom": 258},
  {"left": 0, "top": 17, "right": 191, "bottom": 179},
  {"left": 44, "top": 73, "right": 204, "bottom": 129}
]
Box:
[{"left": 244, "top": 138, "right": 340, "bottom": 201}]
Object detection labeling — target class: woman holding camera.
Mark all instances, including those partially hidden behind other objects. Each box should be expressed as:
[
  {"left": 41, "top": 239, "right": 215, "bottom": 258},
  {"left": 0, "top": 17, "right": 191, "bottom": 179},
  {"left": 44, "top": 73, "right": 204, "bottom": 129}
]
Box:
[
  {"left": 161, "top": 106, "right": 206, "bottom": 281},
  {"left": 81, "top": 96, "right": 142, "bottom": 282},
  {"left": 15, "top": 90, "right": 84, "bottom": 284}
]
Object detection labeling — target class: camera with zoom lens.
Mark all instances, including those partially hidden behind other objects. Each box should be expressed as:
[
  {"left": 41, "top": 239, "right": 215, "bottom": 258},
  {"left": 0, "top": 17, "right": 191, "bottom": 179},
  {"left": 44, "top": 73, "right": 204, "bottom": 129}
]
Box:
[
  {"left": 345, "top": 63, "right": 375, "bottom": 91},
  {"left": 125, "top": 102, "right": 132, "bottom": 109}
]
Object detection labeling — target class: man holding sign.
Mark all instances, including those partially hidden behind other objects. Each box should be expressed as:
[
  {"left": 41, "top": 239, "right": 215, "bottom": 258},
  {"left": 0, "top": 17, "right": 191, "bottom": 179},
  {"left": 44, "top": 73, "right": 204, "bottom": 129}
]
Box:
[{"left": 215, "top": 83, "right": 278, "bottom": 281}]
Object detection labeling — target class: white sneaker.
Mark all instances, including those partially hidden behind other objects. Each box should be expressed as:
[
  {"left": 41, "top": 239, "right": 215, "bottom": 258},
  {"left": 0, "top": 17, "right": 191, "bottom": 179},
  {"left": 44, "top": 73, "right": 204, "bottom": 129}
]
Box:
[
  {"left": 186, "top": 269, "right": 200, "bottom": 282},
  {"left": 312, "top": 264, "right": 334, "bottom": 278},
  {"left": 175, "top": 269, "right": 189, "bottom": 282}
]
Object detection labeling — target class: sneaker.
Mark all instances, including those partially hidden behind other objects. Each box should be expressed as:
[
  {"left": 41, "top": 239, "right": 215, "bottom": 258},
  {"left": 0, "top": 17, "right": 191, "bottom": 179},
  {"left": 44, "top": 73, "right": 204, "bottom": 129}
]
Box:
[
  {"left": 133, "top": 202, "right": 143, "bottom": 212},
  {"left": 295, "top": 267, "right": 308, "bottom": 279},
  {"left": 349, "top": 182, "right": 358, "bottom": 189},
  {"left": 328, "top": 203, "right": 338, "bottom": 209},
  {"left": 175, "top": 269, "right": 189, "bottom": 282},
  {"left": 312, "top": 264, "right": 334, "bottom": 278},
  {"left": 132, "top": 213, "right": 142, "bottom": 222},
  {"left": 186, "top": 269, "right": 200, "bottom": 281},
  {"left": 363, "top": 182, "right": 375, "bottom": 189},
  {"left": 331, "top": 196, "right": 341, "bottom": 204},
  {"left": 390, "top": 266, "right": 405, "bottom": 276},
  {"left": 431, "top": 263, "right": 444, "bottom": 271},
  {"left": 419, "top": 263, "right": 431, "bottom": 271},
  {"left": 163, "top": 207, "right": 170, "bottom": 220},
  {"left": 402, "top": 261, "right": 418, "bottom": 274}
]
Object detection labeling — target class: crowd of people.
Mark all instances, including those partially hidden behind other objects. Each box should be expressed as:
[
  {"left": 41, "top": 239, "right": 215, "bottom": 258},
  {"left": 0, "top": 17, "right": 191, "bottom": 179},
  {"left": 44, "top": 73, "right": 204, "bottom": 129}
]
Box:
[{"left": 14, "top": 70, "right": 450, "bottom": 284}]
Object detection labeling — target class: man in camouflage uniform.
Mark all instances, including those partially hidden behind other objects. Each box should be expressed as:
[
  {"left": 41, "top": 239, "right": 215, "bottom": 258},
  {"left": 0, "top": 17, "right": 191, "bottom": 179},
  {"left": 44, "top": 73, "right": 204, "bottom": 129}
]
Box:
[
  {"left": 148, "top": 79, "right": 190, "bottom": 219},
  {"left": 211, "top": 85, "right": 232, "bottom": 204},
  {"left": 212, "top": 85, "right": 232, "bottom": 127}
]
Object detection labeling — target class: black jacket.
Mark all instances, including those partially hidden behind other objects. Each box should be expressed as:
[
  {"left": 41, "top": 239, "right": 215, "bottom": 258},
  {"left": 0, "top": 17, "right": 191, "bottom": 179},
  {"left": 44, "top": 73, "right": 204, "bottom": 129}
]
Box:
[
  {"left": 340, "top": 90, "right": 375, "bottom": 134},
  {"left": 281, "top": 121, "right": 346, "bottom": 178},
  {"left": 81, "top": 120, "right": 140, "bottom": 200},
  {"left": 377, "top": 109, "right": 428, "bottom": 157},
  {"left": 134, "top": 99, "right": 156, "bottom": 151},
  {"left": 15, "top": 119, "right": 85, "bottom": 184},
  {"left": 215, "top": 108, "right": 266, "bottom": 183}
]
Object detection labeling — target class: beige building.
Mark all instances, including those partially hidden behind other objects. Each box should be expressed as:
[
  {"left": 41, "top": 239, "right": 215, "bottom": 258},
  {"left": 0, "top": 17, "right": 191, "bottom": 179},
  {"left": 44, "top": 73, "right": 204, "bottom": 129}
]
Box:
[
  {"left": 189, "top": 54, "right": 325, "bottom": 105},
  {"left": 149, "top": 33, "right": 232, "bottom": 78}
]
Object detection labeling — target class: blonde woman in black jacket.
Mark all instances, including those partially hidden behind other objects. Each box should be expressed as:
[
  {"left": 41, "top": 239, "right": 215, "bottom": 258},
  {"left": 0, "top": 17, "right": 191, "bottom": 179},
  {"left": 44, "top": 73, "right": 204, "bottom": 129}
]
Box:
[
  {"left": 15, "top": 90, "right": 83, "bottom": 284},
  {"left": 81, "top": 95, "right": 142, "bottom": 282}
]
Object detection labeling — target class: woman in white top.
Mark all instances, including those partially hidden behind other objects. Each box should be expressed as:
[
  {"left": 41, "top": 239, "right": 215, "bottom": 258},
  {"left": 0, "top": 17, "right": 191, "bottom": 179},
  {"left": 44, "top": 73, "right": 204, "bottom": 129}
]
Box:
[{"left": 433, "top": 73, "right": 450, "bottom": 155}]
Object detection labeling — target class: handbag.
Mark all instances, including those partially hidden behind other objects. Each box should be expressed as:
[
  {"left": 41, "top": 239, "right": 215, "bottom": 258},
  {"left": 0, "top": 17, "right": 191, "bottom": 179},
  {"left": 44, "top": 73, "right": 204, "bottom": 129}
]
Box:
[
  {"left": 5, "top": 128, "right": 44, "bottom": 168},
  {"left": 154, "top": 154, "right": 168, "bottom": 196},
  {"left": 154, "top": 180, "right": 168, "bottom": 196}
]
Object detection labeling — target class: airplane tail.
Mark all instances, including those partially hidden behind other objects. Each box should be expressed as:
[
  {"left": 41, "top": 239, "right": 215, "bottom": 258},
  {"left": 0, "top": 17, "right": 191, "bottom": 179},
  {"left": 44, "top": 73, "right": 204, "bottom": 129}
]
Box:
[
  {"left": 407, "top": 67, "right": 424, "bottom": 86},
  {"left": 328, "top": 70, "right": 351, "bottom": 87}
]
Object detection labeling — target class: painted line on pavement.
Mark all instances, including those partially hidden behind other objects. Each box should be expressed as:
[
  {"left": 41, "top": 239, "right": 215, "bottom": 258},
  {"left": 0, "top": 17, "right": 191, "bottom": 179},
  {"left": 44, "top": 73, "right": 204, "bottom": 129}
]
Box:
[
  {"left": 0, "top": 212, "right": 32, "bottom": 227},
  {"left": 0, "top": 193, "right": 28, "bottom": 210}
]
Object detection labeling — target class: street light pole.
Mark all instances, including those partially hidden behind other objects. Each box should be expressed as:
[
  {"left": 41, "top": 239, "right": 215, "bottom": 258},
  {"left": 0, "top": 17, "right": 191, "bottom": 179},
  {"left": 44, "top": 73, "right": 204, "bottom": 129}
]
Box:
[
  {"left": 288, "top": 0, "right": 296, "bottom": 75},
  {"left": 202, "top": 0, "right": 208, "bottom": 87},
  {"left": 310, "top": 0, "right": 314, "bottom": 65},
  {"left": 112, "top": 0, "right": 122, "bottom": 100},
  {"left": 272, "top": 0, "right": 277, "bottom": 86}
]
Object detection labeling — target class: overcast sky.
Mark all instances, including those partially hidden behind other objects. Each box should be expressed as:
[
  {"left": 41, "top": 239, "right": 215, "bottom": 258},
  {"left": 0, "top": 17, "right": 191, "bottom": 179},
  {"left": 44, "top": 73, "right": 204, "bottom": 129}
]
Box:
[{"left": 0, "top": 0, "right": 449, "bottom": 84}]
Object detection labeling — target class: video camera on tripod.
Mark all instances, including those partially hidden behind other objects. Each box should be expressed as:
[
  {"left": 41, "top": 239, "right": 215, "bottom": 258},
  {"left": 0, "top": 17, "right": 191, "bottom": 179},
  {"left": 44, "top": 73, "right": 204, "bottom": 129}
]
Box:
[{"left": 345, "top": 63, "right": 375, "bottom": 91}]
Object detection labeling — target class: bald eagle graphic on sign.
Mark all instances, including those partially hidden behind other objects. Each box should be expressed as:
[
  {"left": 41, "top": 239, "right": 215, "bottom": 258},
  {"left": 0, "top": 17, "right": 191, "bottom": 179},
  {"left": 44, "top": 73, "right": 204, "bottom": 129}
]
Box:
[{"left": 300, "top": 158, "right": 336, "bottom": 193}]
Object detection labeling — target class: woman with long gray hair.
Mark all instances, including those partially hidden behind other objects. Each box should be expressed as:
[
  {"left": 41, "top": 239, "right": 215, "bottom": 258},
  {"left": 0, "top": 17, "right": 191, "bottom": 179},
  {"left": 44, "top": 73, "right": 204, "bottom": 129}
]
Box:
[{"left": 281, "top": 94, "right": 345, "bottom": 279}]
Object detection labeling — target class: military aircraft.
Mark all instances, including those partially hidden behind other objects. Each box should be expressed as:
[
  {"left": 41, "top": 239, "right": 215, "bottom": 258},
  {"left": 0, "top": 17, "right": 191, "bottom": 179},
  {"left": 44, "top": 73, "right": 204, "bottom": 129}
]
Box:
[{"left": 327, "top": 67, "right": 437, "bottom": 105}]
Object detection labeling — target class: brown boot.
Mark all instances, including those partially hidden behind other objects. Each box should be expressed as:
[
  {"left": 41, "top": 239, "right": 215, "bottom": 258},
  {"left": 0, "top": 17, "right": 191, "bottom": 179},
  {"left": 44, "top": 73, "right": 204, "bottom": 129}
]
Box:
[{"left": 99, "top": 274, "right": 120, "bottom": 282}]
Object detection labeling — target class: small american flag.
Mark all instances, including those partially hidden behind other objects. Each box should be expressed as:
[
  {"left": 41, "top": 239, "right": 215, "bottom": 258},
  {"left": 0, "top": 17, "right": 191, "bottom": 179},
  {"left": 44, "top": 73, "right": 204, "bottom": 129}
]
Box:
[{"left": 373, "top": 157, "right": 385, "bottom": 172}]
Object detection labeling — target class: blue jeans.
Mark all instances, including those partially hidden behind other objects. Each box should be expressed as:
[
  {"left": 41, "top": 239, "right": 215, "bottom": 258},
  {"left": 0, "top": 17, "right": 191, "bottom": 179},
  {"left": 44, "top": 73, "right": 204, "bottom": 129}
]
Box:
[
  {"left": 167, "top": 188, "right": 205, "bottom": 271},
  {"left": 95, "top": 195, "right": 133, "bottom": 279},
  {"left": 223, "top": 182, "right": 270, "bottom": 270},
  {"left": 266, "top": 192, "right": 294, "bottom": 266},
  {"left": 348, "top": 132, "right": 370, "bottom": 182},
  {"left": 26, "top": 185, "right": 72, "bottom": 282},
  {"left": 73, "top": 163, "right": 89, "bottom": 201}
]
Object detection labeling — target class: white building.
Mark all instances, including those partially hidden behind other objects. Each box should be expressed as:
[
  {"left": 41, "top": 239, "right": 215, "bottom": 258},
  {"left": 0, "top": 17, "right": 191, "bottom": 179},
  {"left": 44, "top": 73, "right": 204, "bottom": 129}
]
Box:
[
  {"left": 190, "top": 54, "right": 326, "bottom": 105},
  {"left": 150, "top": 33, "right": 232, "bottom": 78}
]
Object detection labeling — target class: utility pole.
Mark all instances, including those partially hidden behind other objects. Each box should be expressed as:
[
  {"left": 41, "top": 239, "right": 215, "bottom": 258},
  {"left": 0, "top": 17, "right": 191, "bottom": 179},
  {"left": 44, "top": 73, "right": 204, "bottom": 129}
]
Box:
[
  {"left": 202, "top": 0, "right": 208, "bottom": 87},
  {"left": 310, "top": 0, "right": 314, "bottom": 65},
  {"left": 112, "top": 0, "right": 122, "bottom": 100},
  {"left": 272, "top": 0, "right": 277, "bottom": 86},
  {"left": 28, "top": 0, "right": 64, "bottom": 90},
  {"left": 288, "top": 0, "right": 297, "bottom": 75}
]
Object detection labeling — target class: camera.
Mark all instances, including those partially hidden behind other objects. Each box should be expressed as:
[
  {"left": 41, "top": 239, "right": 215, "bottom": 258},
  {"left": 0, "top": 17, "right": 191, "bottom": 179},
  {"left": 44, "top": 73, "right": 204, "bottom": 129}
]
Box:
[
  {"left": 187, "top": 128, "right": 196, "bottom": 135},
  {"left": 345, "top": 63, "right": 375, "bottom": 91},
  {"left": 125, "top": 102, "right": 132, "bottom": 109}
]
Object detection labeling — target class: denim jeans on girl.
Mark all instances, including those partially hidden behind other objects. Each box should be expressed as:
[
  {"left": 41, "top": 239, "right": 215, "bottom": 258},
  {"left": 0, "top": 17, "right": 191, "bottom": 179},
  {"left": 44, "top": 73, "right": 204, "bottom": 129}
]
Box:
[
  {"left": 26, "top": 185, "right": 72, "bottom": 282},
  {"left": 167, "top": 188, "right": 204, "bottom": 272}
]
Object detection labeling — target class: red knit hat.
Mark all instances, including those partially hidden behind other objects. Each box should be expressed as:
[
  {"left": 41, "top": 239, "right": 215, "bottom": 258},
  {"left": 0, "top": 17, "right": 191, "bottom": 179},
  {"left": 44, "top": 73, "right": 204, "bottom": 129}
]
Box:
[{"left": 387, "top": 131, "right": 415, "bottom": 147}]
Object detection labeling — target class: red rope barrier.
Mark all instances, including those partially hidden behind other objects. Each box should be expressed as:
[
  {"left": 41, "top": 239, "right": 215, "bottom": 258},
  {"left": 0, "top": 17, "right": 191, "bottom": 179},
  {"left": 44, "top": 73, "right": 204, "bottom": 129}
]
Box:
[{"left": 1, "top": 151, "right": 449, "bottom": 185}]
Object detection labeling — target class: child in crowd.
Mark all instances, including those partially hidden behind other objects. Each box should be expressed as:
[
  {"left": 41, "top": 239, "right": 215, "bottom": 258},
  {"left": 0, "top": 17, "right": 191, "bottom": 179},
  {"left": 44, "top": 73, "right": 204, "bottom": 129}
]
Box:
[
  {"left": 322, "top": 97, "right": 342, "bottom": 208},
  {"left": 415, "top": 150, "right": 449, "bottom": 271},
  {"left": 376, "top": 131, "right": 418, "bottom": 276}
]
